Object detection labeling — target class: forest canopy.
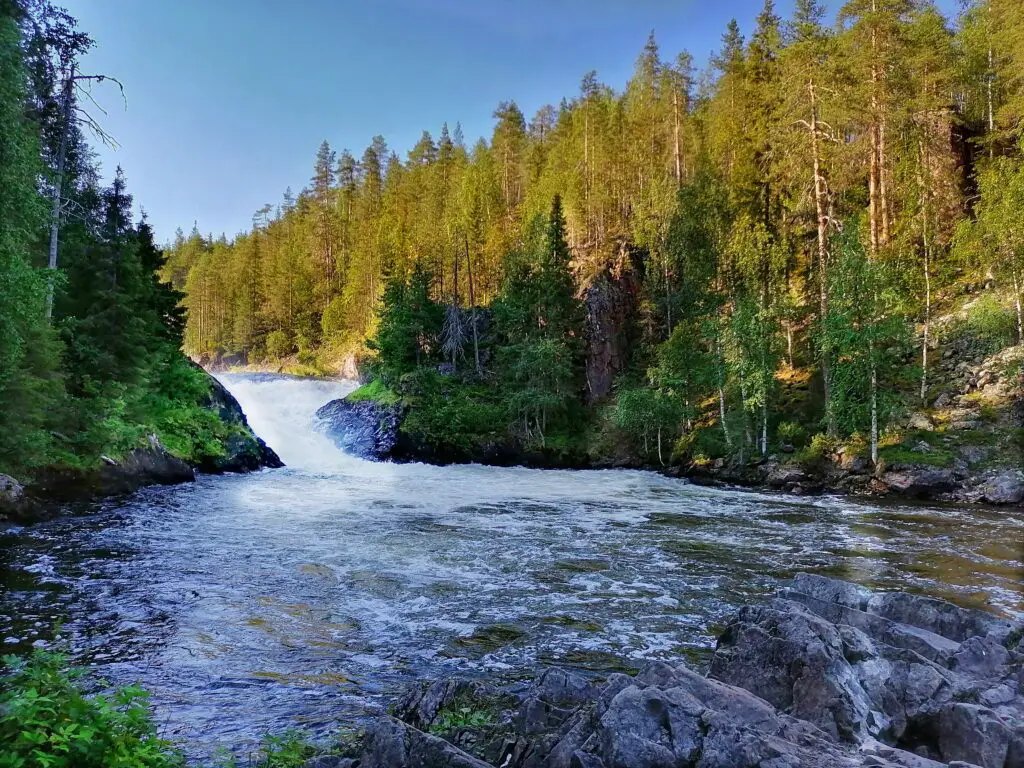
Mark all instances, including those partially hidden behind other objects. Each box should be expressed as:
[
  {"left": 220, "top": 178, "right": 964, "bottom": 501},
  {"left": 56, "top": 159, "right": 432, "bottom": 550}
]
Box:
[{"left": 163, "top": 0, "right": 1024, "bottom": 464}]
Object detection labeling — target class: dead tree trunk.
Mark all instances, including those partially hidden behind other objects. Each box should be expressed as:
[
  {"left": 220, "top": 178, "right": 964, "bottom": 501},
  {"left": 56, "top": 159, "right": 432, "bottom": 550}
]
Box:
[{"left": 45, "top": 65, "right": 75, "bottom": 320}]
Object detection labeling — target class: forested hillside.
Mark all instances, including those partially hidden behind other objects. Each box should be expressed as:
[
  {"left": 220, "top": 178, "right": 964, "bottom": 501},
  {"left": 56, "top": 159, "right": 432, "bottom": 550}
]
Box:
[
  {"left": 0, "top": 0, "right": 266, "bottom": 484},
  {"left": 169, "top": 0, "right": 1024, "bottom": 470}
]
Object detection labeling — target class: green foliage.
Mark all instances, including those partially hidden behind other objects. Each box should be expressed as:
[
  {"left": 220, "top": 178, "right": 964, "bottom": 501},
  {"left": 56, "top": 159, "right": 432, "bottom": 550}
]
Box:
[
  {"left": 0, "top": 649, "right": 184, "bottom": 768},
  {"left": 399, "top": 371, "right": 507, "bottom": 453},
  {"left": 428, "top": 706, "right": 494, "bottom": 735},
  {"left": 369, "top": 264, "right": 444, "bottom": 385},
  {"left": 210, "top": 731, "right": 324, "bottom": 768},
  {"left": 795, "top": 432, "right": 838, "bottom": 469},
  {"left": 962, "top": 294, "right": 1017, "bottom": 355},
  {"left": 614, "top": 386, "right": 685, "bottom": 462},
  {"left": 266, "top": 329, "right": 293, "bottom": 360},
  {"left": 346, "top": 378, "right": 400, "bottom": 406},
  {"left": 817, "top": 228, "right": 914, "bottom": 441},
  {"left": 776, "top": 421, "right": 808, "bottom": 448}
]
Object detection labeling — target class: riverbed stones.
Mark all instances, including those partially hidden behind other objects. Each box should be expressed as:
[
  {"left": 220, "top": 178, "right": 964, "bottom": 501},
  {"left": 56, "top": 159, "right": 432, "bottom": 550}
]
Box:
[{"left": 348, "top": 574, "right": 1022, "bottom": 768}]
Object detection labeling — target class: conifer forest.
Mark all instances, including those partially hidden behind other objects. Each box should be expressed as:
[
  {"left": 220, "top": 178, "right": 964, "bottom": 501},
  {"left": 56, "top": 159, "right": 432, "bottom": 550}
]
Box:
[{"left": 3, "top": 2, "right": 1024, "bottom": 767}]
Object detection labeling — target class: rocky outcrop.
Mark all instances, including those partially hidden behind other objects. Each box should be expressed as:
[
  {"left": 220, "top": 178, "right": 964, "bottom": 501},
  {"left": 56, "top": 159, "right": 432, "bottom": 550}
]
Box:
[
  {"left": 315, "top": 398, "right": 404, "bottom": 460},
  {"left": 202, "top": 372, "right": 283, "bottom": 472},
  {"left": 584, "top": 247, "right": 642, "bottom": 404},
  {"left": 0, "top": 473, "right": 38, "bottom": 524},
  {"left": 330, "top": 574, "right": 1022, "bottom": 768}
]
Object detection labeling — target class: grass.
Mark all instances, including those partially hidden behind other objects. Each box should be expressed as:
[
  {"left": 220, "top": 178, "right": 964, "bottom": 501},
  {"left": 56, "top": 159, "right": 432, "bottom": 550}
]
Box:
[
  {"left": 878, "top": 445, "right": 956, "bottom": 467},
  {"left": 346, "top": 378, "right": 401, "bottom": 406}
]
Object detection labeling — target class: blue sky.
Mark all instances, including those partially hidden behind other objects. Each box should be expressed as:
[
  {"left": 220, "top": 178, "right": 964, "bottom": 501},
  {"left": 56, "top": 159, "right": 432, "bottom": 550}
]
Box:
[{"left": 73, "top": 0, "right": 961, "bottom": 245}]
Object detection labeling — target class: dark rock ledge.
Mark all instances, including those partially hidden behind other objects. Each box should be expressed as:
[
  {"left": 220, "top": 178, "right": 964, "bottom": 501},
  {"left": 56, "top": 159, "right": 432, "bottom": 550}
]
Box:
[
  {"left": 311, "top": 574, "right": 1023, "bottom": 768},
  {"left": 0, "top": 370, "right": 282, "bottom": 524}
]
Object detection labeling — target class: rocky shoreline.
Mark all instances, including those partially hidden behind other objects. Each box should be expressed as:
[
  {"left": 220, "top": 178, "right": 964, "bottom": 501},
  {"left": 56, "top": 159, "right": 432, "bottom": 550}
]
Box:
[
  {"left": 307, "top": 574, "right": 1023, "bottom": 768},
  {"left": 0, "top": 371, "right": 282, "bottom": 525},
  {"left": 314, "top": 395, "right": 1024, "bottom": 507}
]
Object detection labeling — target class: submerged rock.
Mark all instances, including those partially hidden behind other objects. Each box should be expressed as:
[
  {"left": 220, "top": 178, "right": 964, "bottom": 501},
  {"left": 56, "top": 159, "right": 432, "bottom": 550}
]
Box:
[
  {"left": 346, "top": 574, "right": 1022, "bottom": 768},
  {"left": 315, "top": 398, "right": 404, "bottom": 460}
]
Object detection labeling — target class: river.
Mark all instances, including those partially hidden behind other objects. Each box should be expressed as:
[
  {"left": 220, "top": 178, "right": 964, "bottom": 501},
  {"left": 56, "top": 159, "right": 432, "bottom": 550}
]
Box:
[{"left": 1, "top": 374, "right": 1022, "bottom": 759}]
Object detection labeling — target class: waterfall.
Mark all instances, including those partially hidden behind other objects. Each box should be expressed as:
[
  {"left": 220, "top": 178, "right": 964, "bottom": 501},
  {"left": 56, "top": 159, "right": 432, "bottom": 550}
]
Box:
[{"left": 216, "top": 374, "right": 357, "bottom": 472}]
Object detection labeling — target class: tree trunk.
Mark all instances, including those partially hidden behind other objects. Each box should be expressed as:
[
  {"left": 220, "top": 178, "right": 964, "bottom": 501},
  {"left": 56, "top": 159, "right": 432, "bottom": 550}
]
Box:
[
  {"left": 917, "top": 137, "right": 932, "bottom": 403},
  {"left": 809, "top": 79, "right": 836, "bottom": 436},
  {"left": 1013, "top": 267, "right": 1023, "bottom": 345},
  {"left": 45, "top": 65, "right": 75, "bottom": 321},
  {"left": 465, "top": 235, "right": 481, "bottom": 374},
  {"left": 870, "top": 348, "right": 879, "bottom": 465},
  {"left": 672, "top": 90, "right": 682, "bottom": 186}
]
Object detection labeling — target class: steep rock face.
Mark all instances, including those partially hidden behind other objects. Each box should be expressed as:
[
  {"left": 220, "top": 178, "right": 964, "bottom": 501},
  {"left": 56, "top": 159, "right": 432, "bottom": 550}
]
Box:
[
  {"left": 584, "top": 248, "right": 642, "bottom": 404},
  {"left": 315, "top": 398, "right": 404, "bottom": 460},
  {"left": 202, "top": 372, "right": 283, "bottom": 472},
  {"left": 332, "top": 574, "right": 1023, "bottom": 768}
]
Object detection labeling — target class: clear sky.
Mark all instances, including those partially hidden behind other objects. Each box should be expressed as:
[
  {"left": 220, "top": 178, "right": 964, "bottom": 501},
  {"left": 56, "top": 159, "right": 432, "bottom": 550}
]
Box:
[{"left": 73, "top": 0, "right": 961, "bottom": 245}]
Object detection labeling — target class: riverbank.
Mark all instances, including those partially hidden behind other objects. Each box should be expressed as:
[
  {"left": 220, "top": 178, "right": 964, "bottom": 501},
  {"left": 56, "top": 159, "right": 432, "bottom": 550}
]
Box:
[
  {"left": 0, "top": 370, "right": 282, "bottom": 525},
  {"left": 314, "top": 375, "right": 1024, "bottom": 508}
]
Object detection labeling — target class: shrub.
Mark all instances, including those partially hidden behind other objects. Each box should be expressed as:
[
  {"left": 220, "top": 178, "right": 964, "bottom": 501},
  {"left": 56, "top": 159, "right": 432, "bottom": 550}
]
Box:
[
  {"left": 963, "top": 294, "right": 1017, "bottom": 354},
  {"left": 795, "top": 432, "right": 837, "bottom": 469},
  {"left": 0, "top": 649, "right": 184, "bottom": 768},
  {"left": 266, "top": 329, "right": 293, "bottom": 360},
  {"left": 776, "top": 421, "right": 808, "bottom": 448}
]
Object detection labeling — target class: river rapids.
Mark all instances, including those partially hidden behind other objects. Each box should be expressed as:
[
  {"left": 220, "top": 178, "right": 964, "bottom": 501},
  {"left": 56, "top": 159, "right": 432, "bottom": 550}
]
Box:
[{"left": 1, "top": 374, "right": 1021, "bottom": 758}]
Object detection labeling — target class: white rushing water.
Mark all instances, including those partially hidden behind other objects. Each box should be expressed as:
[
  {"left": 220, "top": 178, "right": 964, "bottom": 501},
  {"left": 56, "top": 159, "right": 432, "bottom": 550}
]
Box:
[
  {"left": 1, "top": 374, "right": 1021, "bottom": 760},
  {"left": 217, "top": 374, "right": 357, "bottom": 471}
]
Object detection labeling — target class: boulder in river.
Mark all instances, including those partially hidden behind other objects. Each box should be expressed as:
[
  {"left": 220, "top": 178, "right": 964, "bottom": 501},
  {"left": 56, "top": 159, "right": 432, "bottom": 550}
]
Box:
[
  {"left": 315, "top": 398, "right": 404, "bottom": 460},
  {"left": 333, "top": 574, "right": 1023, "bottom": 768}
]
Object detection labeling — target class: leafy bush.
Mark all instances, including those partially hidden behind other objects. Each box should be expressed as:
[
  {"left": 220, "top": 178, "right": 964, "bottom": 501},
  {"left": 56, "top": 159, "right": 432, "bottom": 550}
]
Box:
[
  {"left": 963, "top": 294, "right": 1017, "bottom": 354},
  {"left": 795, "top": 432, "right": 837, "bottom": 469},
  {"left": 266, "top": 330, "right": 293, "bottom": 360},
  {"left": 0, "top": 649, "right": 184, "bottom": 768},
  {"left": 776, "top": 421, "right": 808, "bottom": 448}
]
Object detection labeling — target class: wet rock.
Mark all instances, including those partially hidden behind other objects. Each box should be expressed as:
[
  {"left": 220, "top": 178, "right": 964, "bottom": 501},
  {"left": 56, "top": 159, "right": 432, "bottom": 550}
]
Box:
[
  {"left": 368, "top": 575, "right": 1021, "bottom": 768},
  {"left": 31, "top": 435, "right": 197, "bottom": 502},
  {"left": 0, "top": 474, "right": 36, "bottom": 523},
  {"left": 360, "top": 717, "right": 494, "bottom": 768},
  {"left": 392, "top": 678, "right": 496, "bottom": 732},
  {"left": 765, "top": 465, "right": 808, "bottom": 487},
  {"left": 302, "top": 758, "right": 357, "bottom": 768},
  {"left": 980, "top": 470, "right": 1024, "bottom": 505},
  {"left": 881, "top": 467, "right": 957, "bottom": 498},
  {"left": 709, "top": 573, "right": 1023, "bottom": 767},
  {"left": 316, "top": 398, "right": 404, "bottom": 460},
  {"left": 202, "top": 373, "right": 283, "bottom": 471}
]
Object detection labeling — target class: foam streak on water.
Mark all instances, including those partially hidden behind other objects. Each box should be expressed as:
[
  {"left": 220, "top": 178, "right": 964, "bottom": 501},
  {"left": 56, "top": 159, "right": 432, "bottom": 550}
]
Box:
[{"left": 0, "top": 374, "right": 1021, "bottom": 761}]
